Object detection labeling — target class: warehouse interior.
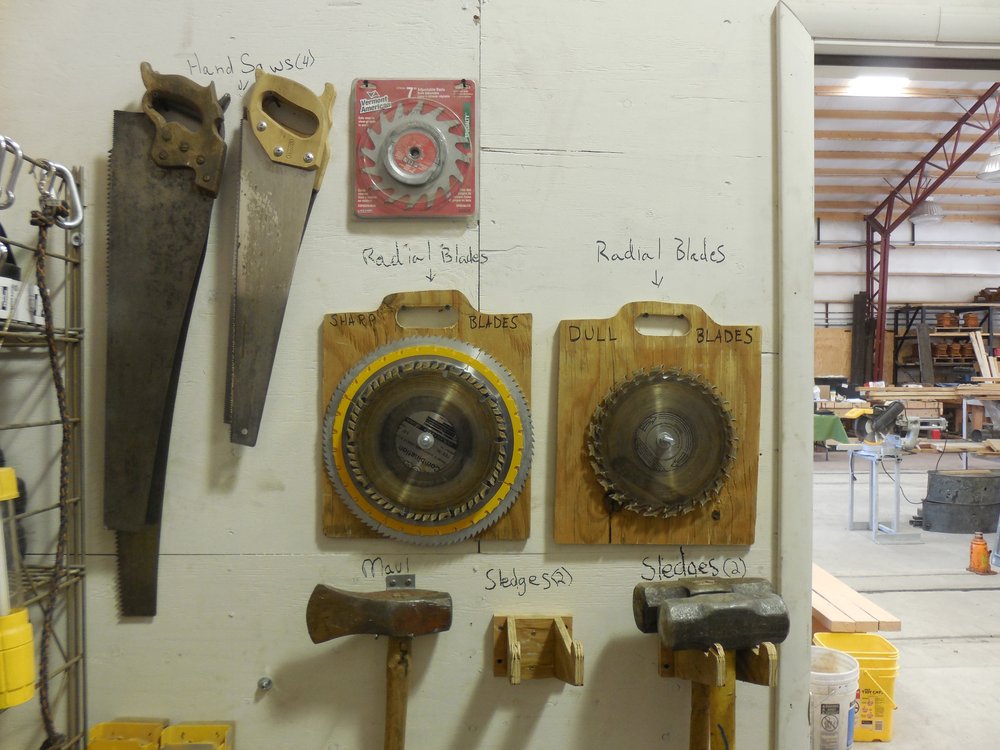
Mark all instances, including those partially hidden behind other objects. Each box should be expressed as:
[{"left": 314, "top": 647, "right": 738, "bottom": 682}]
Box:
[
  {"left": 2, "top": 3, "right": 1000, "bottom": 750},
  {"left": 812, "top": 62, "right": 1000, "bottom": 747}
]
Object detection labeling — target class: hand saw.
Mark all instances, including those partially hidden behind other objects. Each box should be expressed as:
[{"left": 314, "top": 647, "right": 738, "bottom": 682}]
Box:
[
  {"left": 226, "top": 70, "right": 335, "bottom": 446},
  {"left": 105, "top": 62, "right": 228, "bottom": 616}
]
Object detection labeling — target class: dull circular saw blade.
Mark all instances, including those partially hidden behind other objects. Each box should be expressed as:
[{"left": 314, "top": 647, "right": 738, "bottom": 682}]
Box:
[
  {"left": 587, "top": 367, "right": 736, "bottom": 518},
  {"left": 360, "top": 100, "right": 470, "bottom": 208},
  {"left": 324, "top": 336, "right": 532, "bottom": 544}
]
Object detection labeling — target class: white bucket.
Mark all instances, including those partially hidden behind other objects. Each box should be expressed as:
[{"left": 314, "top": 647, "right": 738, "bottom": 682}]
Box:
[{"left": 810, "top": 646, "right": 860, "bottom": 750}]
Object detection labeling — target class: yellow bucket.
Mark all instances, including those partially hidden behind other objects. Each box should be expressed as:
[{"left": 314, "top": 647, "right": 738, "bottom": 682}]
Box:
[{"left": 813, "top": 632, "right": 899, "bottom": 742}]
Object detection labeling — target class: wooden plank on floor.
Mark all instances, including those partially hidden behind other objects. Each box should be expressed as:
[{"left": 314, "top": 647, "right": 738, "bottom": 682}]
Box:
[
  {"left": 811, "top": 591, "right": 857, "bottom": 633},
  {"left": 813, "top": 564, "right": 901, "bottom": 632},
  {"left": 812, "top": 590, "right": 878, "bottom": 632}
]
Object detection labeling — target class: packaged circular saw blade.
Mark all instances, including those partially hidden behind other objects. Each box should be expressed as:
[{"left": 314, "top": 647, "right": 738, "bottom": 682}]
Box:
[{"left": 354, "top": 78, "right": 476, "bottom": 218}]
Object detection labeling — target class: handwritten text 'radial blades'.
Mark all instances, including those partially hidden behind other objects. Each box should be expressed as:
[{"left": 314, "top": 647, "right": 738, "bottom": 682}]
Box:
[
  {"left": 361, "top": 243, "right": 487, "bottom": 269},
  {"left": 595, "top": 238, "right": 727, "bottom": 264}
]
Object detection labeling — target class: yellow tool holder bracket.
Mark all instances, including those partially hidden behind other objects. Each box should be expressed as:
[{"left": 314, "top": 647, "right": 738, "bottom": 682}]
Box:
[{"left": 0, "top": 466, "right": 35, "bottom": 709}]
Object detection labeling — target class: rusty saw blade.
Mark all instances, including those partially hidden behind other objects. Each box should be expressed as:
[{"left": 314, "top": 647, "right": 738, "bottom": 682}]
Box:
[
  {"left": 226, "top": 71, "right": 335, "bottom": 446},
  {"left": 105, "top": 62, "right": 227, "bottom": 616},
  {"left": 587, "top": 367, "right": 736, "bottom": 518}
]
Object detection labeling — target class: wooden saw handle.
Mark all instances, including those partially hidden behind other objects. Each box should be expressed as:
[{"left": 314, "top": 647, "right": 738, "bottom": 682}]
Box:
[
  {"left": 139, "top": 61, "right": 228, "bottom": 195},
  {"left": 246, "top": 69, "right": 335, "bottom": 187}
]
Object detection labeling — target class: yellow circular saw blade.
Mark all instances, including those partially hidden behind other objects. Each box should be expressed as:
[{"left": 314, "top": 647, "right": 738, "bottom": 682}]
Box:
[{"left": 324, "top": 337, "right": 531, "bottom": 543}]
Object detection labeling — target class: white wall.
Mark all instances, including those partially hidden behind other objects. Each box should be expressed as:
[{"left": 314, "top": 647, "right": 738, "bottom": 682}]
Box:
[
  {"left": 0, "top": 0, "right": 940, "bottom": 748},
  {"left": 815, "top": 219, "right": 1000, "bottom": 319}
]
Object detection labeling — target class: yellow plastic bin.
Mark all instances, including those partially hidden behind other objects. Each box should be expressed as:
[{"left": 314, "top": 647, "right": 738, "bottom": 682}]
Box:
[
  {"left": 159, "top": 723, "right": 233, "bottom": 750},
  {"left": 87, "top": 720, "right": 165, "bottom": 750},
  {"left": 814, "top": 632, "right": 898, "bottom": 742}
]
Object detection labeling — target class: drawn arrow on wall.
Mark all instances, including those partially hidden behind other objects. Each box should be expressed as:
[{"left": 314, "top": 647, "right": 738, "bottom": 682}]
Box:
[
  {"left": 651, "top": 270, "right": 663, "bottom": 288},
  {"left": 426, "top": 269, "right": 436, "bottom": 282}
]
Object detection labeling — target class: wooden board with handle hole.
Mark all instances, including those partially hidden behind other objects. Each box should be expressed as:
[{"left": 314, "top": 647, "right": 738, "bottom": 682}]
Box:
[
  {"left": 554, "top": 301, "right": 761, "bottom": 545},
  {"left": 321, "top": 289, "right": 532, "bottom": 541}
]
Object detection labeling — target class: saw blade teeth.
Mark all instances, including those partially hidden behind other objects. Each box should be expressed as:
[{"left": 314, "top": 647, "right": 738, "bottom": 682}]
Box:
[
  {"left": 323, "top": 335, "right": 531, "bottom": 545},
  {"left": 587, "top": 366, "right": 737, "bottom": 518}
]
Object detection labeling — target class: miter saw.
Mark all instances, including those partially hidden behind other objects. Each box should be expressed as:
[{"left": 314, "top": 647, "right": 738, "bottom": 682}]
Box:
[{"left": 856, "top": 401, "right": 947, "bottom": 457}]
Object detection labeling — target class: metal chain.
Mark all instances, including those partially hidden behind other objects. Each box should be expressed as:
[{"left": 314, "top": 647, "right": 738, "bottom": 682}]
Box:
[{"left": 29, "top": 203, "right": 70, "bottom": 750}]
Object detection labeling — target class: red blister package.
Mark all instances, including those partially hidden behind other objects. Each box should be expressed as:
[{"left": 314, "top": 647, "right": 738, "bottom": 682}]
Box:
[{"left": 354, "top": 78, "right": 476, "bottom": 219}]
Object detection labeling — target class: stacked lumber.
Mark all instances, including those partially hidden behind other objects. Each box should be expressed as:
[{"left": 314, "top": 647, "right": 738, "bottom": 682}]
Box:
[
  {"left": 861, "top": 384, "right": 1000, "bottom": 401},
  {"left": 981, "top": 439, "right": 1000, "bottom": 454},
  {"left": 969, "top": 331, "right": 999, "bottom": 379},
  {"left": 811, "top": 564, "right": 901, "bottom": 633}
]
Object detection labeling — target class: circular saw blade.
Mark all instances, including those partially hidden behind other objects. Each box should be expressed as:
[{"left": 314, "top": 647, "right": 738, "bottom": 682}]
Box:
[
  {"left": 587, "top": 367, "right": 736, "bottom": 518},
  {"left": 324, "top": 336, "right": 532, "bottom": 544},
  {"left": 360, "top": 100, "right": 470, "bottom": 209}
]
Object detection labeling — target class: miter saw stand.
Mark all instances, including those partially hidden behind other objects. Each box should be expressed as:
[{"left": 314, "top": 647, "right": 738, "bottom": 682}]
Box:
[{"left": 841, "top": 401, "right": 946, "bottom": 545}]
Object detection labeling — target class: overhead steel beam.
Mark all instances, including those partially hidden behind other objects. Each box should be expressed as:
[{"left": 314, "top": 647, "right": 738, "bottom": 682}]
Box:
[{"left": 864, "top": 84, "right": 1000, "bottom": 381}]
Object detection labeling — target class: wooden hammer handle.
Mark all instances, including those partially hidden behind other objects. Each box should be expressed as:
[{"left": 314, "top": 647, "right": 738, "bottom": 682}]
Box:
[
  {"left": 385, "top": 636, "right": 411, "bottom": 750},
  {"left": 708, "top": 654, "right": 736, "bottom": 750},
  {"left": 690, "top": 683, "right": 710, "bottom": 750}
]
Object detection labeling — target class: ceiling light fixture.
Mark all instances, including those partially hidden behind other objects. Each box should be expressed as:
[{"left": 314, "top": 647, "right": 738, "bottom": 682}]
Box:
[
  {"left": 909, "top": 196, "right": 944, "bottom": 225},
  {"left": 977, "top": 145, "right": 1000, "bottom": 181},
  {"left": 846, "top": 75, "right": 910, "bottom": 97}
]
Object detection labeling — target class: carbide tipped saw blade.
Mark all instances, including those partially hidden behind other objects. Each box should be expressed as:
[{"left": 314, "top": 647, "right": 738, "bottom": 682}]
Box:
[
  {"left": 360, "top": 101, "right": 469, "bottom": 208},
  {"left": 588, "top": 367, "right": 736, "bottom": 518},
  {"left": 323, "top": 336, "right": 531, "bottom": 544}
]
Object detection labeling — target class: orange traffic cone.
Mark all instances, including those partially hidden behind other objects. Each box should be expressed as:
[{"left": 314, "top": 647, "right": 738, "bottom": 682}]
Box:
[{"left": 967, "top": 532, "right": 997, "bottom": 575}]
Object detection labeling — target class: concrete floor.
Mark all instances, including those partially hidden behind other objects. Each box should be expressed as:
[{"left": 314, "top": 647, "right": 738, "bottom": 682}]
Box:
[{"left": 813, "top": 448, "right": 1000, "bottom": 747}]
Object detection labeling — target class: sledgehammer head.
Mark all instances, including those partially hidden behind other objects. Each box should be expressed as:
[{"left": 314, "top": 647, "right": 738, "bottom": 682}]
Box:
[
  {"left": 633, "top": 577, "right": 789, "bottom": 652},
  {"left": 307, "top": 584, "right": 453, "bottom": 643}
]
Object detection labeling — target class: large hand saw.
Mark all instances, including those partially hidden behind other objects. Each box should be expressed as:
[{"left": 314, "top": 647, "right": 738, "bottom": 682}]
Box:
[
  {"left": 105, "top": 62, "right": 228, "bottom": 616},
  {"left": 226, "top": 70, "right": 335, "bottom": 446}
]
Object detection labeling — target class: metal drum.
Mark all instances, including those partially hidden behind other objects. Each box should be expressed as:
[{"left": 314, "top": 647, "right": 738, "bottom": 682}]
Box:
[{"left": 922, "top": 469, "right": 1000, "bottom": 533}]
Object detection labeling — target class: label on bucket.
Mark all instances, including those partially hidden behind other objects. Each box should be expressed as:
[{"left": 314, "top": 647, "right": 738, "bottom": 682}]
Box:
[
  {"left": 818, "top": 703, "right": 845, "bottom": 750},
  {"left": 811, "top": 693, "right": 858, "bottom": 750}
]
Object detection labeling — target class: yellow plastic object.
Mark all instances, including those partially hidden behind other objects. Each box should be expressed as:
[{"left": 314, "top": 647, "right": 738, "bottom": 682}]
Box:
[
  {"left": 159, "top": 723, "right": 233, "bottom": 750},
  {"left": 87, "top": 720, "right": 165, "bottom": 750},
  {"left": 0, "top": 467, "right": 17, "bottom": 501},
  {"left": 88, "top": 741, "right": 153, "bottom": 750},
  {"left": 0, "top": 608, "right": 35, "bottom": 708},
  {"left": 841, "top": 407, "right": 872, "bottom": 420},
  {"left": 88, "top": 721, "right": 163, "bottom": 749},
  {"left": 814, "top": 632, "right": 899, "bottom": 742}
]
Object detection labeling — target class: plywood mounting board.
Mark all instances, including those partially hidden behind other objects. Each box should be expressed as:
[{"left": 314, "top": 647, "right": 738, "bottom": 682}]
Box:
[
  {"left": 321, "top": 289, "right": 532, "bottom": 541},
  {"left": 555, "top": 301, "right": 761, "bottom": 545}
]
